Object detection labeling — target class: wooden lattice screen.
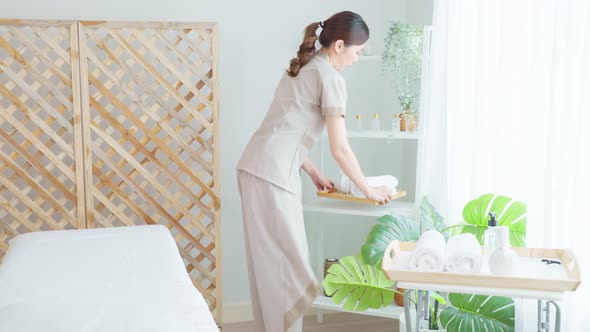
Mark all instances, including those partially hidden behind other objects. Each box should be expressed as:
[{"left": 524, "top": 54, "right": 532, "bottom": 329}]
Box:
[
  {"left": 0, "top": 20, "right": 221, "bottom": 324},
  {"left": 0, "top": 20, "right": 85, "bottom": 246}
]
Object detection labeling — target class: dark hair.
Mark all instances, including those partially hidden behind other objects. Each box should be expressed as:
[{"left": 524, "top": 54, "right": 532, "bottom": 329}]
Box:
[{"left": 287, "top": 11, "right": 369, "bottom": 77}]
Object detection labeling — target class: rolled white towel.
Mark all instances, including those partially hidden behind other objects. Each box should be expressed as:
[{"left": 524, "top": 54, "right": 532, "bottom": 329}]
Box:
[
  {"left": 445, "top": 233, "right": 483, "bottom": 273},
  {"left": 409, "top": 230, "right": 446, "bottom": 272},
  {"left": 334, "top": 174, "right": 398, "bottom": 198}
]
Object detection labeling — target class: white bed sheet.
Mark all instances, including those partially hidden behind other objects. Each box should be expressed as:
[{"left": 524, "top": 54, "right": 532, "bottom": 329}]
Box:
[{"left": 0, "top": 225, "right": 218, "bottom": 332}]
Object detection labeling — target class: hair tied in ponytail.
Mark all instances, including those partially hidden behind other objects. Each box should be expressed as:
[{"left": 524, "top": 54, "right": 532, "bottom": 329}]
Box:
[{"left": 287, "top": 12, "right": 369, "bottom": 77}]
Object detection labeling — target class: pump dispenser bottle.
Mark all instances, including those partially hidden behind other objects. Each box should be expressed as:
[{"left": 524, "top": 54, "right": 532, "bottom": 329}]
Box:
[{"left": 483, "top": 212, "right": 508, "bottom": 255}]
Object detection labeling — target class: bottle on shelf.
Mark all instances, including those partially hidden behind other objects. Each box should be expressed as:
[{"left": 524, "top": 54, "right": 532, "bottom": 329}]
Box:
[
  {"left": 354, "top": 114, "right": 363, "bottom": 131},
  {"left": 391, "top": 114, "right": 400, "bottom": 134},
  {"left": 399, "top": 113, "right": 407, "bottom": 132},
  {"left": 371, "top": 113, "right": 380, "bottom": 131},
  {"left": 323, "top": 258, "right": 339, "bottom": 296},
  {"left": 407, "top": 116, "right": 416, "bottom": 132}
]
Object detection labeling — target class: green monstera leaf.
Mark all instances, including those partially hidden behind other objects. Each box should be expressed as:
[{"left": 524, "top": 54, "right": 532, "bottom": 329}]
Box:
[
  {"left": 361, "top": 212, "right": 420, "bottom": 265},
  {"left": 440, "top": 293, "right": 515, "bottom": 332},
  {"left": 454, "top": 194, "right": 527, "bottom": 247},
  {"left": 419, "top": 196, "right": 448, "bottom": 239},
  {"left": 322, "top": 255, "right": 397, "bottom": 312}
]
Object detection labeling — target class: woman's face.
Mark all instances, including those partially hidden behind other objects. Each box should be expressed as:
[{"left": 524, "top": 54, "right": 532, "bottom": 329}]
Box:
[{"left": 331, "top": 41, "right": 365, "bottom": 71}]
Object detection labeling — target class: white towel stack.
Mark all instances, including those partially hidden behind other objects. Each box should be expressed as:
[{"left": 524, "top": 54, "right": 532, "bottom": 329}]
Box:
[
  {"left": 409, "top": 230, "right": 446, "bottom": 272},
  {"left": 335, "top": 174, "right": 398, "bottom": 198},
  {"left": 444, "top": 233, "right": 483, "bottom": 273}
]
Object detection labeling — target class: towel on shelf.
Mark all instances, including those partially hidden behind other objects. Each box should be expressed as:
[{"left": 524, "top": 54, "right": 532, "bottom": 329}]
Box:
[
  {"left": 409, "top": 230, "right": 446, "bottom": 272},
  {"left": 334, "top": 174, "right": 398, "bottom": 198},
  {"left": 445, "top": 233, "right": 483, "bottom": 273}
]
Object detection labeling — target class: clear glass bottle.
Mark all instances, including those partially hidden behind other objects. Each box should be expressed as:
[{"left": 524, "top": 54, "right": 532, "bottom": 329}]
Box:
[
  {"left": 371, "top": 113, "right": 380, "bottom": 131},
  {"left": 355, "top": 114, "right": 363, "bottom": 131},
  {"left": 407, "top": 115, "right": 416, "bottom": 132},
  {"left": 391, "top": 114, "right": 400, "bottom": 134}
]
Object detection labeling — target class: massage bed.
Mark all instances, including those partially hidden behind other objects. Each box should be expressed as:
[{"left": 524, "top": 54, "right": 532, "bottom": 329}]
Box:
[{"left": 0, "top": 225, "right": 218, "bottom": 332}]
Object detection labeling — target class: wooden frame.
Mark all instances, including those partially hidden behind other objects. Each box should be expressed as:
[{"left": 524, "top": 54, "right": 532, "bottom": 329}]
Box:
[
  {"left": 0, "top": 19, "right": 222, "bottom": 326},
  {"left": 317, "top": 189, "right": 407, "bottom": 205}
]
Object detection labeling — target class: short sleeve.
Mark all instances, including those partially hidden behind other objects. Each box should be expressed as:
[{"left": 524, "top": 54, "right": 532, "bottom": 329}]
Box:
[{"left": 320, "top": 73, "right": 347, "bottom": 116}]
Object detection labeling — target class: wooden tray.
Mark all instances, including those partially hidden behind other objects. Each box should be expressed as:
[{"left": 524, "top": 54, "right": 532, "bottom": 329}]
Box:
[
  {"left": 317, "top": 189, "right": 407, "bottom": 205},
  {"left": 381, "top": 240, "right": 582, "bottom": 292}
]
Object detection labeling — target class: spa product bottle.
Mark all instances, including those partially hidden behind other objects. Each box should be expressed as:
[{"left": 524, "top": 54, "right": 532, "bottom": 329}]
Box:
[
  {"left": 355, "top": 114, "right": 363, "bottom": 131},
  {"left": 483, "top": 212, "right": 507, "bottom": 255},
  {"left": 392, "top": 114, "right": 400, "bottom": 134},
  {"left": 323, "top": 258, "right": 339, "bottom": 296},
  {"left": 488, "top": 226, "right": 518, "bottom": 275},
  {"left": 371, "top": 113, "right": 380, "bottom": 131}
]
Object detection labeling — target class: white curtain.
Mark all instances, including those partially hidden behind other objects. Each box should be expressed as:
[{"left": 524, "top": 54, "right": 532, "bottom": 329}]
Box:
[{"left": 421, "top": 0, "right": 590, "bottom": 330}]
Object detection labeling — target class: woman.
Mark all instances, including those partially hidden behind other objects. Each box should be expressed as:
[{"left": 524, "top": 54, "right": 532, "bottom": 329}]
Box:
[{"left": 236, "top": 11, "right": 395, "bottom": 332}]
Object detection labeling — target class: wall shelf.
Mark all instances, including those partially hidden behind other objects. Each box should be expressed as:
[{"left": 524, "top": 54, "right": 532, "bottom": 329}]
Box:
[
  {"left": 303, "top": 199, "right": 417, "bottom": 217},
  {"left": 312, "top": 295, "right": 404, "bottom": 319}
]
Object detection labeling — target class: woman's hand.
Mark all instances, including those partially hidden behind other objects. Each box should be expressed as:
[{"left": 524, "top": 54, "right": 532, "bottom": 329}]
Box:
[
  {"left": 302, "top": 157, "right": 334, "bottom": 191},
  {"left": 312, "top": 173, "right": 335, "bottom": 192},
  {"left": 365, "top": 185, "right": 394, "bottom": 205}
]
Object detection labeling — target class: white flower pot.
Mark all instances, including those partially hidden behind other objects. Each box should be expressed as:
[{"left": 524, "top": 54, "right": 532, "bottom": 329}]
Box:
[{"left": 398, "top": 311, "right": 446, "bottom": 332}]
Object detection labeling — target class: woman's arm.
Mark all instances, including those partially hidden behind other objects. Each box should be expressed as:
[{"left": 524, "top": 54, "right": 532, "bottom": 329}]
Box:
[
  {"left": 326, "top": 115, "right": 393, "bottom": 204},
  {"left": 302, "top": 156, "right": 334, "bottom": 191}
]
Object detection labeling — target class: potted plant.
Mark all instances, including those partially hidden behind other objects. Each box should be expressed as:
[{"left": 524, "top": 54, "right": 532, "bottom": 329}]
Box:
[
  {"left": 322, "top": 195, "right": 527, "bottom": 332},
  {"left": 381, "top": 21, "right": 425, "bottom": 129}
]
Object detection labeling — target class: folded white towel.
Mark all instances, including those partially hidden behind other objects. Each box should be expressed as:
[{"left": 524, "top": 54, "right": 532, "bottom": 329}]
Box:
[
  {"left": 409, "top": 230, "right": 446, "bottom": 272},
  {"left": 445, "top": 233, "right": 483, "bottom": 273},
  {"left": 335, "top": 174, "right": 398, "bottom": 198}
]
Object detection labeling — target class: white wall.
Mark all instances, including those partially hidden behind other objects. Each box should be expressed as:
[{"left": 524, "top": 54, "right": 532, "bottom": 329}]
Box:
[{"left": 0, "top": 0, "right": 432, "bottom": 307}]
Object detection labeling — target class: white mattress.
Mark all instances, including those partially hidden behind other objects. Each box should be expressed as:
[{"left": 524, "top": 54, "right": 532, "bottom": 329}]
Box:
[{"left": 0, "top": 225, "right": 218, "bottom": 332}]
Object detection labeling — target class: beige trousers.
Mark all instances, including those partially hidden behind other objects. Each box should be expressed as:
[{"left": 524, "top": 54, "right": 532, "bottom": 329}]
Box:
[{"left": 237, "top": 171, "right": 319, "bottom": 332}]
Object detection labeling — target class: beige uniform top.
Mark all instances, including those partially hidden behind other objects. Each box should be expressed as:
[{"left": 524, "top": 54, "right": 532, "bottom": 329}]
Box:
[{"left": 236, "top": 53, "right": 347, "bottom": 194}]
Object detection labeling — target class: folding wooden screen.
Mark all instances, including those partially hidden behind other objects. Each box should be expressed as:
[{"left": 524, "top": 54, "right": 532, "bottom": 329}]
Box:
[{"left": 0, "top": 19, "right": 221, "bottom": 324}]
